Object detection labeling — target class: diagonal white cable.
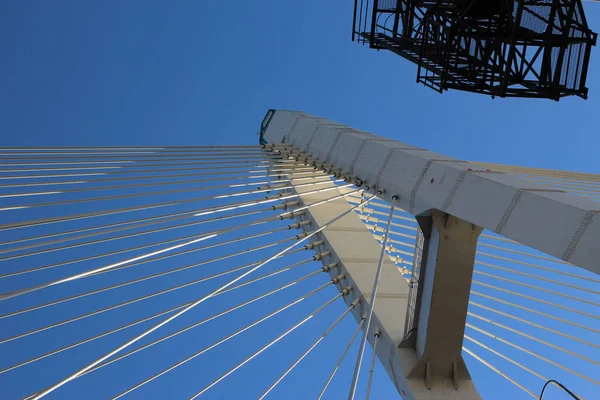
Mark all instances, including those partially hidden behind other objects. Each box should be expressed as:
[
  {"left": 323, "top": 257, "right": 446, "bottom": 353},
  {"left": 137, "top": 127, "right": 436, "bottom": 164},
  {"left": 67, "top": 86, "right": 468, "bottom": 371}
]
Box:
[
  {"left": 258, "top": 298, "right": 360, "bottom": 399},
  {"left": 188, "top": 288, "right": 349, "bottom": 400},
  {"left": 0, "top": 164, "right": 315, "bottom": 185},
  {"left": 0, "top": 186, "right": 361, "bottom": 298},
  {"left": 29, "top": 192, "right": 379, "bottom": 399},
  {"left": 476, "top": 254, "right": 599, "bottom": 283},
  {"left": 473, "top": 271, "right": 600, "bottom": 307},
  {"left": 467, "top": 313, "right": 600, "bottom": 366},
  {"left": 0, "top": 245, "right": 314, "bottom": 344},
  {"left": 471, "top": 289, "right": 600, "bottom": 334},
  {"left": 0, "top": 235, "right": 303, "bottom": 321},
  {"left": 0, "top": 158, "right": 297, "bottom": 174},
  {"left": 476, "top": 260, "right": 600, "bottom": 288},
  {"left": 3, "top": 257, "right": 318, "bottom": 375},
  {"left": 0, "top": 162, "right": 316, "bottom": 183},
  {"left": 466, "top": 324, "right": 600, "bottom": 385},
  {"left": 1, "top": 187, "right": 353, "bottom": 282},
  {"left": 0, "top": 176, "right": 340, "bottom": 212},
  {"left": 0, "top": 197, "right": 272, "bottom": 248},
  {"left": 464, "top": 334, "right": 548, "bottom": 382},
  {"left": 468, "top": 301, "right": 600, "bottom": 350},
  {"left": 0, "top": 211, "right": 289, "bottom": 263},
  {"left": 0, "top": 213, "right": 285, "bottom": 279},
  {"left": 1, "top": 146, "right": 266, "bottom": 153},
  {"left": 0, "top": 156, "right": 280, "bottom": 166},
  {"left": 75, "top": 269, "right": 325, "bottom": 381},
  {"left": 463, "top": 347, "right": 537, "bottom": 398},
  {"left": 0, "top": 168, "right": 323, "bottom": 190},
  {"left": 0, "top": 204, "right": 281, "bottom": 257},
  {"left": 0, "top": 145, "right": 262, "bottom": 152},
  {"left": 365, "top": 332, "right": 380, "bottom": 400},
  {"left": 464, "top": 334, "right": 585, "bottom": 399},
  {"left": 348, "top": 198, "right": 396, "bottom": 400},
  {"left": 0, "top": 230, "right": 229, "bottom": 301},
  {"left": 477, "top": 243, "right": 572, "bottom": 265},
  {"left": 192, "top": 183, "right": 353, "bottom": 217},
  {"left": 0, "top": 171, "right": 320, "bottom": 201},
  {"left": 0, "top": 169, "right": 321, "bottom": 246},
  {"left": 317, "top": 318, "right": 365, "bottom": 400},
  {"left": 112, "top": 282, "right": 342, "bottom": 400},
  {"left": 0, "top": 154, "right": 284, "bottom": 166},
  {"left": 0, "top": 177, "right": 343, "bottom": 232}
]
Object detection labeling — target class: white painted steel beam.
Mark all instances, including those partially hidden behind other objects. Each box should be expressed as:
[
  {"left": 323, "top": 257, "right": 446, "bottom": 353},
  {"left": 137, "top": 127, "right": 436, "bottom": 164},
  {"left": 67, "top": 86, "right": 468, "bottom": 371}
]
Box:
[
  {"left": 277, "top": 166, "right": 481, "bottom": 399},
  {"left": 261, "top": 110, "right": 599, "bottom": 275}
]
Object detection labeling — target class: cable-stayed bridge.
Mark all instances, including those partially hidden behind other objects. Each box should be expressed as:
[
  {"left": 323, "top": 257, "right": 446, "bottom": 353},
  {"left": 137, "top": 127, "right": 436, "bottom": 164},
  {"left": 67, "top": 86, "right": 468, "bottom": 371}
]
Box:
[{"left": 0, "top": 110, "right": 598, "bottom": 399}]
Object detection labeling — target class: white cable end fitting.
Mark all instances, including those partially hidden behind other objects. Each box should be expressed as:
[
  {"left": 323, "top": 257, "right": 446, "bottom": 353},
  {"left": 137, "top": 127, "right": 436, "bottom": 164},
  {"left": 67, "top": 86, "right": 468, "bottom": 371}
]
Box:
[
  {"left": 322, "top": 262, "right": 338, "bottom": 272},
  {"left": 313, "top": 250, "right": 330, "bottom": 261},
  {"left": 265, "top": 193, "right": 283, "bottom": 200},
  {"left": 288, "top": 220, "right": 311, "bottom": 229},
  {"left": 283, "top": 210, "right": 304, "bottom": 220},
  {"left": 331, "top": 273, "right": 345, "bottom": 284},
  {"left": 304, "top": 240, "right": 324, "bottom": 250},
  {"left": 296, "top": 230, "right": 312, "bottom": 239},
  {"left": 292, "top": 210, "right": 305, "bottom": 219}
]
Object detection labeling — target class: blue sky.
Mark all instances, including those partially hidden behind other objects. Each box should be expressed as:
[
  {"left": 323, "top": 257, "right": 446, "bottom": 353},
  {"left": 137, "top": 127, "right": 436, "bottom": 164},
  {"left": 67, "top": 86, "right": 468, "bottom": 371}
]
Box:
[
  {"left": 1, "top": 1, "right": 599, "bottom": 399},
  {"left": 1, "top": 0, "right": 599, "bottom": 174}
]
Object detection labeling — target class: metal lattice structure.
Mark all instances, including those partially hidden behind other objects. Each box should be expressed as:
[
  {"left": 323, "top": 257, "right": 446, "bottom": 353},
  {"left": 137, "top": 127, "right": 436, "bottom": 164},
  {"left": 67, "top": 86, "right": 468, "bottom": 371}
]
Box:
[
  {"left": 352, "top": 0, "right": 598, "bottom": 99},
  {"left": 1, "top": 110, "right": 599, "bottom": 399}
]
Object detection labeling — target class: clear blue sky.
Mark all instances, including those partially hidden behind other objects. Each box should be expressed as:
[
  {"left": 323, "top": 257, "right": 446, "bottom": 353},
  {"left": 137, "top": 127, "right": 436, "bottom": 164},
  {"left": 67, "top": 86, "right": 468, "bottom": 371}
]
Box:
[{"left": 1, "top": 1, "right": 599, "bottom": 399}]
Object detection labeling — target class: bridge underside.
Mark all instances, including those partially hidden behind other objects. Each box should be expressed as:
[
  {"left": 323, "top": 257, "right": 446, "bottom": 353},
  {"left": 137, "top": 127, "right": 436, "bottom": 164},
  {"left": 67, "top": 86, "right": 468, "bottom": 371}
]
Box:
[{"left": 1, "top": 122, "right": 599, "bottom": 398}]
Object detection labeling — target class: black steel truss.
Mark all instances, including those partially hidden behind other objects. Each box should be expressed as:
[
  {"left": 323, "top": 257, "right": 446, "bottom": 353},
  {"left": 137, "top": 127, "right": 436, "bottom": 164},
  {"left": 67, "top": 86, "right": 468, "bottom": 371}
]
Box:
[{"left": 352, "top": 0, "right": 597, "bottom": 100}]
